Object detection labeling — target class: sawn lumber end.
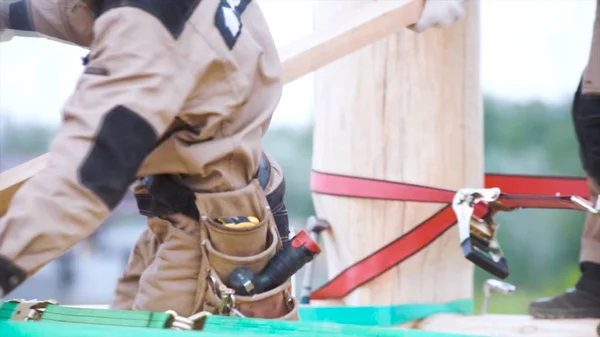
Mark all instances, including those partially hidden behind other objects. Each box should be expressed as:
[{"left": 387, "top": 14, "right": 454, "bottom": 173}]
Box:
[{"left": 0, "top": 153, "right": 50, "bottom": 217}]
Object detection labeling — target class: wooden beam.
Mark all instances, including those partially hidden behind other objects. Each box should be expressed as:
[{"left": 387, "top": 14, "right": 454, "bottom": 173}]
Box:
[
  {"left": 416, "top": 313, "right": 599, "bottom": 337},
  {"left": 0, "top": 0, "right": 424, "bottom": 217}
]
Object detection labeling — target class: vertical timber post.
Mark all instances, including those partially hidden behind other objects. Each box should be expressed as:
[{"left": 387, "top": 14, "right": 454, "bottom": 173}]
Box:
[{"left": 311, "top": 0, "right": 483, "bottom": 309}]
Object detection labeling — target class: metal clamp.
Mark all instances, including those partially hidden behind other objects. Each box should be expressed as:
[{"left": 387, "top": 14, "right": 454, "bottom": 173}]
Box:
[
  {"left": 573, "top": 194, "right": 600, "bottom": 214},
  {"left": 480, "top": 279, "right": 516, "bottom": 315},
  {"left": 8, "top": 299, "right": 58, "bottom": 321},
  {"left": 300, "top": 216, "right": 330, "bottom": 304},
  {"left": 452, "top": 188, "right": 510, "bottom": 279},
  {"left": 165, "top": 310, "right": 212, "bottom": 330},
  {"left": 203, "top": 273, "right": 245, "bottom": 318}
]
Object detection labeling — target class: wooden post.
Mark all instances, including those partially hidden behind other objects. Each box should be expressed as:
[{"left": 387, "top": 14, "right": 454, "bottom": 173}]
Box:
[{"left": 311, "top": 0, "right": 483, "bottom": 307}]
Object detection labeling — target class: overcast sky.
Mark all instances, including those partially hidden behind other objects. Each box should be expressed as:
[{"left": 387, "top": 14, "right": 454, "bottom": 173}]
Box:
[{"left": 0, "top": 0, "right": 597, "bottom": 129}]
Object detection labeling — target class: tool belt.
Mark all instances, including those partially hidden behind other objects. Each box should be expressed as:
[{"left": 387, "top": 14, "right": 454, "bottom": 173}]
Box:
[
  {"left": 128, "top": 152, "right": 298, "bottom": 320},
  {"left": 134, "top": 152, "right": 272, "bottom": 220}
]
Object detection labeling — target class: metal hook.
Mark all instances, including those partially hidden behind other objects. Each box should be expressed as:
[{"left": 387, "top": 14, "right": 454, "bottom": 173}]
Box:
[{"left": 481, "top": 279, "right": 516, "bottom": 315}]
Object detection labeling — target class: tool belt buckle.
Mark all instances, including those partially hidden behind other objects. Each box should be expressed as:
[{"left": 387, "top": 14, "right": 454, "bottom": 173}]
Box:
[
  {"left": 8, "top": 299, "right": 58, "bottom": 322},
  {"left": 452, "top": 188, "right": 510, "bottom": 280}
]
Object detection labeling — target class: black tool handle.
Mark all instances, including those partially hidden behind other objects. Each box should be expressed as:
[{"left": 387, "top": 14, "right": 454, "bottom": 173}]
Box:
[
  {"left": 227, "top": 230, "right": 322, "bottom": 296},
  {"left": 253, "top": 230, "right": 321, "bottom": 293}
]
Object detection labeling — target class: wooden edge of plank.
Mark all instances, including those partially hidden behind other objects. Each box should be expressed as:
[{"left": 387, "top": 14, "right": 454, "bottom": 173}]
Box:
[
  {"left": 0, "top": 153, "right": 50, "bottom": 216},
  {"left": 279, "top": 0, "right": 424, "bottom": 84},
  {"left": 416, "top": 313, "right": 599, "bottom": 337},
  {"left": 0, "top": 0, "right": 424, "bottom": 217}
]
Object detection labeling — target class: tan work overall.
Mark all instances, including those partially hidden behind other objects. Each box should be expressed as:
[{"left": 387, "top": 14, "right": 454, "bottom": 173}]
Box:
[
  {"left": 0, "top": 0, "right": 297, "bottom": 319},
  {"left": 579, "top": 0, "right": 600, "bottom": 266}
]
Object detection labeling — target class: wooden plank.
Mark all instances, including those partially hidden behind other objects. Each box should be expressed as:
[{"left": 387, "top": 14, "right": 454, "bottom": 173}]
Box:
[
  {"left": 417, "top": 313, "right": 599, "bottom": 337},
  {"left": 0, "top": 0, "right": 424, "bottom": 217},
  {"left": 279, "top": 0, "right": 424, "bottom": 84}
]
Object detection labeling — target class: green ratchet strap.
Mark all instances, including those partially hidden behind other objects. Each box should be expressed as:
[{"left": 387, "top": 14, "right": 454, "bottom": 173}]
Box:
[
  {"left": 0, "top": 301, "right": 172, "bottom": 328},
  {"left": 0, "top": 320, "right": 486, "bottom": 337},
  {"left": 298, "top": 299, "right": 473, "bottom": 326},
  {"left": 0, "top": 315, "right": 485, "bottom": 337},
  {"left": 0, "top": 299, "right": 473, "bottom": 328},
  {"left": 0, "top": 300, "right": 485, "bottom": 337}
]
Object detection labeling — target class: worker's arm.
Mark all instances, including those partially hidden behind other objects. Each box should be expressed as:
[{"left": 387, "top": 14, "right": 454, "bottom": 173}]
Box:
[
  {"left": 0, "top": 4, "right": 196, "bottom": 296},
  {"left": 409, "top": 0, "right": 466, "bottom": 33},
  {"left": 0, "top": 0, "right": 95, "bottom": 46}
]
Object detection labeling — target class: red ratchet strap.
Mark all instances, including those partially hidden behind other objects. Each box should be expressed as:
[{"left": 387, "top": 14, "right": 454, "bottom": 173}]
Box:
[{"left": 309, "top": 171, "right": 589, "bottom": 300}]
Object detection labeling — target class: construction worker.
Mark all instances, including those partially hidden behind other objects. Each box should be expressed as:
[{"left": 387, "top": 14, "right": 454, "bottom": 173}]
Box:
[
  {"left": 409, "top": 0, "right": 600, "bottom": 322},
  {"left": 0, "top": 0, "right": 294, "bottom": 320}
]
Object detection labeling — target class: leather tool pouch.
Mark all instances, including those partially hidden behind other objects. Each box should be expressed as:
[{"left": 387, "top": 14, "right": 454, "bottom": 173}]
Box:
[
  {"left": 130, "top": 154, "right": 296, "bottom": 320},
  {"left": 192, "top": 179, "right": 297, "bottom": 320}
]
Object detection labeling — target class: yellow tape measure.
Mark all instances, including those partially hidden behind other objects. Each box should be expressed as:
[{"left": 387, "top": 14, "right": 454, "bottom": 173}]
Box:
[{"left": 217, "top": 216, "right": 260, "bottom": 229}]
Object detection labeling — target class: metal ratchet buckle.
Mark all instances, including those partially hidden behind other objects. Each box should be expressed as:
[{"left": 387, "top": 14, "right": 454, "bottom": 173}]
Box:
[
  {"left": 8, "top": 299, "right": 58, "bottom": 322},
  {"left": 572, "top": 194, "right": 600, "bottom": 214},
  {"left": 164, "top": 310, "right": 212, "bottom": 330},
  {"left": 218, "top": 285, "right": 246, "bottom": 318},
  {"left": 452, "top": 188, "right": 510, "bottom": 280}
]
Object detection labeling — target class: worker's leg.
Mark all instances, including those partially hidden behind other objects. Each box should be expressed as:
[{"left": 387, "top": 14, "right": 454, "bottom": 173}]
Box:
[
  {"left": 109, "top": 227, "right": 158, "bottom": 310},
  {"left": 108, "top": 181, "right": 157, "bottom": 310},
  {"left": 579, "top": 178, "right": 600, "bottom": 268},
  {"left": 529, "top": 5, "right": 600, "bottom": 317}
]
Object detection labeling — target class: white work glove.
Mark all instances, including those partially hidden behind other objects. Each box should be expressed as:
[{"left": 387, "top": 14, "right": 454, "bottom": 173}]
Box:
[{"left": 410, "top": 0, "right": 466, "bottom": 33}]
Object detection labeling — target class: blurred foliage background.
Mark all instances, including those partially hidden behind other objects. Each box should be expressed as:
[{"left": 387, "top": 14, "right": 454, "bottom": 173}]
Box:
[{"left": 0, "top": 95, "right": 588, "bottom": 315}]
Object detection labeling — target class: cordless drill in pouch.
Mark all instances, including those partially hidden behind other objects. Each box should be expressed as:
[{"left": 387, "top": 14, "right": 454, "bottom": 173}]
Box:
[{"left": 227, "top": 230, "right": 322, "bottom": 296}]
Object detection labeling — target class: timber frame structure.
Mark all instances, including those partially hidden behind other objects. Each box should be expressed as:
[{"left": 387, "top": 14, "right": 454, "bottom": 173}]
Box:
[{"left": 0, "top": 0, "right": 598, "bottom": 336}]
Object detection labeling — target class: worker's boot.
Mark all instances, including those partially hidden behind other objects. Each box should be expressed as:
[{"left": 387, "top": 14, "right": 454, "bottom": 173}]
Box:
[
  {"left": 528, "top": 262, "right": 600, "bottom": 318},
  {"left": 528, "top": 176, "right": 600, "bottom": 319}
]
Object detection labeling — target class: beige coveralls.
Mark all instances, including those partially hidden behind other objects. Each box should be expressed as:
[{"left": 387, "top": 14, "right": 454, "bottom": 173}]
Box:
[
  {"left": 580, "top": 1, "right": 600, "bottom": 266},
  {"left": 0, "top": 0, "right": 297, "bottom": 319}
]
